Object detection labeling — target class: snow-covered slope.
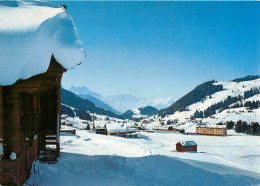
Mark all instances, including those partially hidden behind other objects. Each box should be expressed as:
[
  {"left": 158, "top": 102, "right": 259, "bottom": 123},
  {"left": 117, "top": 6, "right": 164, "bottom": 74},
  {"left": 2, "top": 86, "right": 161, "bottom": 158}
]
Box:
[
  {"left": 165, "top": 78, "right": 260, "bottom": 123},
  {"left": 0, "top": 1, "right": 85, "bottom": 86},
  {"left": 204, "top": 107, "right": 260, "bottom": 125},
  {"left": 121, "top": 106, "right": 158, "bottom": 121},
  {"left": 131, "top": 108, "right": 148, "bottom": 119}
]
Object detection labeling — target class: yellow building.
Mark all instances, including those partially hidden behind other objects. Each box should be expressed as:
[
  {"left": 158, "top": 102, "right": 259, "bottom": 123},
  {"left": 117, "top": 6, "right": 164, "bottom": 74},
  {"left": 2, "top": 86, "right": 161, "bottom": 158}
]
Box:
[{"left": 196, "top": 126, "right": 227, "bottom": 136}]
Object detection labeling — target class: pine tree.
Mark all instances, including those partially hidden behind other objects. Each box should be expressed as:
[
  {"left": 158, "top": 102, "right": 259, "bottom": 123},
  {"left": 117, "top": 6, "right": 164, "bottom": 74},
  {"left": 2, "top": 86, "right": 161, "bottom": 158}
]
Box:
[{"left": 235, "top": 120, "right": 242, "bottom": 133}]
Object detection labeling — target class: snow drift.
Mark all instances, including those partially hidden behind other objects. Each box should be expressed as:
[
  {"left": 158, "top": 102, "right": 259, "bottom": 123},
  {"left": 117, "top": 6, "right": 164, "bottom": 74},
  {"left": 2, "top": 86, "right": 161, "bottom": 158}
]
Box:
[{"left": 0, "top": 1, "right": 85, "bottom": 86}]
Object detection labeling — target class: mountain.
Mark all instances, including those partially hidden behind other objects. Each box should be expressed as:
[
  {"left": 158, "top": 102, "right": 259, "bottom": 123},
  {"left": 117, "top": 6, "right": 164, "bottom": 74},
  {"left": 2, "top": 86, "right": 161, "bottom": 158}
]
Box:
[
  {"left": 102, "top": 94, "right": 141, "bottom": 113},
  {"left": 69, "top": 86, "right": 121, "bottom": 114},
  {"left": 139, "top": 106, "right": 158, "bottom": 116},
  {"left": 61, "top": 88, "right": 159, "bottom": 121},
  {"left": 231, "top": 75, "right": 260, "bottom": 83},
  {"left": 121, "top": 106, "right": 158, "bottom": 121},
  {"left": 134, "top": 97, "right": 175, "bottom": 110},
  {"left": 61, "top": 103, "right": 92, "bottom": 121},
  {"left": 121, "top": 110, "right": 135, "bottom": 120},
  {"left": 70, "top": 86, "right": 103, "bottom": 99},
  {"left": 61, "top": 88, "right": 119, "bottom": 118},
  {"left": 77, "top": 94, "right": 121, "bottom": 115},
  {"left": 63, "top": 76, "right": 260, "bottom": 124},
  {"left": 160, "top": 76, "right": 260, "bottom": 123},
  {"left": 103, "top": 95, "right": 175, "bottom": 112},
  {"left": 160, "top": 80, "right": 223, "bottom": 117},
  {"left": 69, "top": 86, "right": 175, "bottom": 113}
]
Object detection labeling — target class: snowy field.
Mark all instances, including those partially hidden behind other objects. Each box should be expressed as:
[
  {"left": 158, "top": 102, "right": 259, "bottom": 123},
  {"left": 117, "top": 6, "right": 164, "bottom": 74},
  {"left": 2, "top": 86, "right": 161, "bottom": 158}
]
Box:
[{"left": 27, "top": 120, "right": 260, "bottom": 185}]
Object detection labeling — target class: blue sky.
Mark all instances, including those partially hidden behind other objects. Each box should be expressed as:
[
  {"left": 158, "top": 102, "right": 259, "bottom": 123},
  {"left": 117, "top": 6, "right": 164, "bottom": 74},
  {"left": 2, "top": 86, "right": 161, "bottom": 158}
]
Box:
[{"left": 52, "top": 1, "right": 260, "bottom": 99}]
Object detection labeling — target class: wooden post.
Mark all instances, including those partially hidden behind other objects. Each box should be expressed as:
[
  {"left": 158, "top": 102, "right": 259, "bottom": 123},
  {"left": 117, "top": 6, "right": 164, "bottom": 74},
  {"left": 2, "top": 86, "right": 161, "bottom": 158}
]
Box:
[
  {"left": 8, "top": 87, "right": 22, "bottom": 155},
  {"left": 2, "top": 86, "right": 10, "bottom": 159},
  {"left": 56, "top": 113, "right": 60, "bottom": 157},
  {"left": 56, "top": 71, "right": 63, "bottom": 158},
  {"left": 0, "top": 86, "right": 4, "bottom": 144}
]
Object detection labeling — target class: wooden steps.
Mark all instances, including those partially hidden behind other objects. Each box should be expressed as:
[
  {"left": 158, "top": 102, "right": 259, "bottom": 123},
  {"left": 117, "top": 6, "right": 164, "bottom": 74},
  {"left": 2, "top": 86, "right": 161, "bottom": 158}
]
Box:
[{"left": 39, "top": 134, "right": 60, "bottom": 164}]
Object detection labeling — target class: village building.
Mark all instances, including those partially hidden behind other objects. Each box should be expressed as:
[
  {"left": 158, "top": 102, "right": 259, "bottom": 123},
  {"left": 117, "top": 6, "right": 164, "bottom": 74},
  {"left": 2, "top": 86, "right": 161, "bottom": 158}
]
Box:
[
  {"left": 196, "top": 126, "right": 227, "bottom": 136},
  {"left": 152, "top": 126, "right": 185, "bottom": 134},
  {"left": 176, "top": 141, "right": 197, "bottom": 152},
  {"left": 107, "top": 123, "right": 128, "bottom": 137},
  {"left": 138, "top": 125, "right": 146, "bottom": 131},
  {"left": 127, "top": 128, "right": 138, "bottom": 138},
  {"left": 0, "top": 2, "right": 85, "bottom": 185},
  {"left": 93, "top": 122, "right": 107, "bottom": 135},
  {"left": 185, "top": 117, "right": 190, "bottom": 121},
  {"left": 168, "top": 126, "right": 185, "bottom": 134},
  {"left": 194, "top": 118, "right": 203, "bottom": 124}
]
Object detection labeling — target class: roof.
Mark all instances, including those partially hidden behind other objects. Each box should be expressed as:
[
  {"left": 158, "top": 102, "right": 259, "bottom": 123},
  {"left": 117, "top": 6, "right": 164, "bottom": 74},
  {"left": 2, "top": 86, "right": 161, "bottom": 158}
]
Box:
[
  {"left": 178, "top": 141, "right": 197, "bottom": 146},
  {"left": 107, "top": 123, "right": 128, "bottom": 133},
  {"left": 0, "top": 1, "right": 85, "bottom": 86},
  {"left": 196, "top": 126, "right": 226, "bottom": 129},
  {"left": 128, "top": 128, "right": 137, "bottom": 132},
  {"left": 95, "top": 123, "right": 106, "bottom": 129}
]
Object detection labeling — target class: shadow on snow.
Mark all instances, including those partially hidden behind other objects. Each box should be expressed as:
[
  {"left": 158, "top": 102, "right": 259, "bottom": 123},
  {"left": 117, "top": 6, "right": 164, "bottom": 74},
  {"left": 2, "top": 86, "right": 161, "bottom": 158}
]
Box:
[{"left": 27, "top": 153, "right": 260, "bottom": 186}]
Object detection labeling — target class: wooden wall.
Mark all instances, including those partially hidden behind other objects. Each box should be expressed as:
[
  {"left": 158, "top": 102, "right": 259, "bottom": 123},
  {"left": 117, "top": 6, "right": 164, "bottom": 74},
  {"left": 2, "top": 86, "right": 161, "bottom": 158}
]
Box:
[
  {"left": 0, "top": 87, "right": 3, "bottom": 144},
  {"left": 0, "top": 56, "right": 66, "bottom": 185},
  {"left": 176, "top": 143, "right": 197, "bottom": 152}
]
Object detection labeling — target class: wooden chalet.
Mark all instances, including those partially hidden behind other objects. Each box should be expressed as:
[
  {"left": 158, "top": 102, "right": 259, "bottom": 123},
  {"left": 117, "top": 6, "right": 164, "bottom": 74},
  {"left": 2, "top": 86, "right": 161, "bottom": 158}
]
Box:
[
  {"left": 194, "top": 118, "right": 203, "bottom": 124},
  {"left": 168, "top": 126, "right": 185, "bottom": 133},
  {"left": 138, "top": 126, "right": 145, "bottom": 131},
  {"left": 93, "top": 122, "right": 107, "bottom": 135},
  {"left": 0, "top": 2, "right": 85, "bottom": 185},
  {"left": 216, "top": 122, "right": 224, "bottom": 125},
  {"left": 107, "top": 123, "right": 128, "bottom": 137},
  {"left": 176, "top": 141, "right": 197, "bottom": 152},
  {"left": 0, "top": 56, "right": 69, "bottom": 185}
]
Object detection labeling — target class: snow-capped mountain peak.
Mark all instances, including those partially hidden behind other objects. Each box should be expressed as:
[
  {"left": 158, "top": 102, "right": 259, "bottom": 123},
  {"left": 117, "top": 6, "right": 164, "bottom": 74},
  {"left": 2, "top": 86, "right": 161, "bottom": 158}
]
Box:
[
  {"left": 134, "top": 97, "right": 176, "bottom": 110},
  {"left": 69, "top": 86, "right": 175, "bottom": 113}
]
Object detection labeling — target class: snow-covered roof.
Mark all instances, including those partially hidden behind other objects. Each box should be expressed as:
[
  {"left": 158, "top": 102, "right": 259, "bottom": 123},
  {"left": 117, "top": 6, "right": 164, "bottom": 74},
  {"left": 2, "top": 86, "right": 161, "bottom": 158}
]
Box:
[
  {"left": 107, "top": 123, "right": 128, "bottom": 133},
  {"left": 197, "top": 125, "right": 226, "bottom": 129},
  {"left": 0, "top": 1, "right": 85, "bottom": 86},
  {"left": 95, "top": 123, "right": 106, "bottom": 129},
  {"left": 179, "top": 141, "right": 197, "bottom": 146},
  {"left": 128, "top": 128, "right": 137, "bottom": 132}
]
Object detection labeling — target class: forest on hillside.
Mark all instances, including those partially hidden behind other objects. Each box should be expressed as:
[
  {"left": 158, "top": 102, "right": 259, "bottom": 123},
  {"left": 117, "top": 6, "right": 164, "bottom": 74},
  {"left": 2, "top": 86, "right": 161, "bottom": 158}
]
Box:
[{"left": 160, "top": 80, "right": 223, "bottom": 117}]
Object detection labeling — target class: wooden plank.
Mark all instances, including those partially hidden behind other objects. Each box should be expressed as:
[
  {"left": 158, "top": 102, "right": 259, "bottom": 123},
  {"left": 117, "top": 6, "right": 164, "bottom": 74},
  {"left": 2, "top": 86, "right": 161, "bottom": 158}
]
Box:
[
  {"left": 0, "top": 87, "right": 4, "bottom": 140},
  {"left": 60, "top": 129, "right": 76, "bottom": 135}
]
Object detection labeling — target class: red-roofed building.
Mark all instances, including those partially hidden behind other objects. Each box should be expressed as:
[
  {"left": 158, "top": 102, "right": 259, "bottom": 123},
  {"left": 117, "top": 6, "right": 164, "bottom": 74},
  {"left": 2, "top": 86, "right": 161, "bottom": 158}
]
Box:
[{"left": 176, "top": 141, "right": 197, "bottom": 152}]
